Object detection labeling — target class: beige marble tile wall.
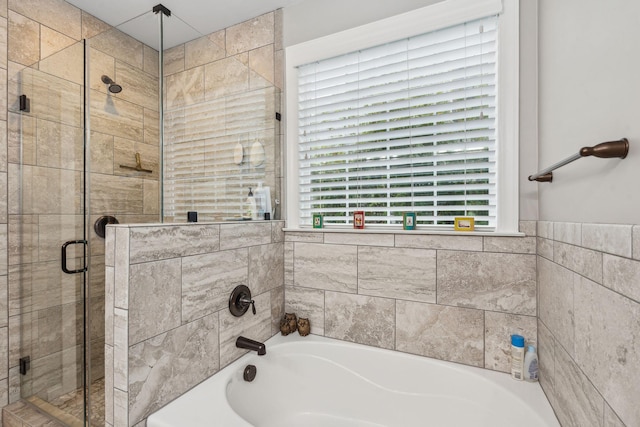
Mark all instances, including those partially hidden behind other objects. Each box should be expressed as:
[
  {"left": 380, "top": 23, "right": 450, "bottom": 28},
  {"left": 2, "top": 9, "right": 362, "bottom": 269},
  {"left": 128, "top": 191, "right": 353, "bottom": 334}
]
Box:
[
  {"left": 0, "top": 0, "right": 8, "bottom": 416},
  {"left": 537, "top": 221, "right": 639, "bottom": 427},
  {"left": 163, "top": 11, "right": 283, "bottom": 223},
  {"left": 4, "top": 0, "right": 160, "bottom": 414},
  {"left": 104, "top": 221, "right": 284, "bottom": 426},
  {"left": 284, "top": 221, "right": 538, "bottom": 372}
]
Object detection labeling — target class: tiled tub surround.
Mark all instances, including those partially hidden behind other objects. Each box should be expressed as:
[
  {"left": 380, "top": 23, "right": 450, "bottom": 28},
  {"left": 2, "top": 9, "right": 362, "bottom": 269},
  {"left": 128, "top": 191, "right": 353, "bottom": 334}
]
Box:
[
  {"left": 537, "top": 222, "right": 640, "bottom": 427},
  {"left": 105, "top": 221, "right": 285, "bottom": 427},
  {"left": 284, "top": 222, "right": 538, "bottom": 373}
]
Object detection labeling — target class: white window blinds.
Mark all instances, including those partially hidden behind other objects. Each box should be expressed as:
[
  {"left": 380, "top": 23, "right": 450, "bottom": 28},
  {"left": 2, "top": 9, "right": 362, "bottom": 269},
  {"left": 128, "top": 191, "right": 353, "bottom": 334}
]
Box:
[{"left": 297, "top": 16, "right": 498, "bottom": 228}]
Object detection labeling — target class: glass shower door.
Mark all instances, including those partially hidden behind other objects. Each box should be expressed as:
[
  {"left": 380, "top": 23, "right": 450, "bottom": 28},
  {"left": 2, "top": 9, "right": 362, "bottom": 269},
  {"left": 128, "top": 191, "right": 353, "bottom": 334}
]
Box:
[{"left": 10, "top": 41, "right": 89, "bottom": 426}]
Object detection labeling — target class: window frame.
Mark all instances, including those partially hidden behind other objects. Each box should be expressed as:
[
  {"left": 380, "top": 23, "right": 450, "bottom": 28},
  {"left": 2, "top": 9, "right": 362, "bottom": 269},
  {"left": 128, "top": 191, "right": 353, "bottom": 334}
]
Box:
[{"left": 285, "top": 0, "right": 519, "bottom": 232}]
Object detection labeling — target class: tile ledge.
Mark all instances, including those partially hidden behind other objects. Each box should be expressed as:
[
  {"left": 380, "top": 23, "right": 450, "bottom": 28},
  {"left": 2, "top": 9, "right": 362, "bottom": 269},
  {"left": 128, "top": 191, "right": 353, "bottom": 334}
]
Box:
[
  {"left": 283, "top": 227, "right": 525, "bottom": 237},
  {"left": 107, "top": 220, "right": 284, "bottom": 228}
]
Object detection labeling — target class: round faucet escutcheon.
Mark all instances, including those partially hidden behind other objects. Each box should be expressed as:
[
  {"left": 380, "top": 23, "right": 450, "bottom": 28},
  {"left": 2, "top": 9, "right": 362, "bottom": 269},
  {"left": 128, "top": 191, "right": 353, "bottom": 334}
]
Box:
[{"left": 229, "top": 285, "right": 256, "bottom": 317}]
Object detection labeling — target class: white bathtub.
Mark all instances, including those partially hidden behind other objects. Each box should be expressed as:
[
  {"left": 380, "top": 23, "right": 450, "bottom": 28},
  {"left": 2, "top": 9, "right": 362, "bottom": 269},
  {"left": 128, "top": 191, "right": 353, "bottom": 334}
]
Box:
[{"left": 147, "top": 334, "right": 559, "bottom": 427}]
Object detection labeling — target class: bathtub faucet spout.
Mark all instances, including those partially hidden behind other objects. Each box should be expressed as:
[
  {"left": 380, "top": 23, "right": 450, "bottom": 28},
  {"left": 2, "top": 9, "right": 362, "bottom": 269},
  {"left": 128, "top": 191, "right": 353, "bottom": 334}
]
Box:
[{"left": 236, "top": 336, "right": 266, "bottom": 356}]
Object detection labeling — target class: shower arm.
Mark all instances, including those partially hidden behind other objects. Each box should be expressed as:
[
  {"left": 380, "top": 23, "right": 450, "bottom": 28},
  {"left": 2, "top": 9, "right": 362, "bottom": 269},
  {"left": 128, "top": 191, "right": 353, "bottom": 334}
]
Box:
[
  {"left": 120, "top": 152, "right": 153, "bottom": 173},
  {"left": 528, "top": 138, "right": 629, "bottom": 183}
]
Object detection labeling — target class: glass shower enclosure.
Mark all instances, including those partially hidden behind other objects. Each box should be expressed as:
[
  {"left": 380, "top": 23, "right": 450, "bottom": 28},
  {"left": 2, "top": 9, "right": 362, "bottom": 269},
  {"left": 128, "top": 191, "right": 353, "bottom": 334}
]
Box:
[
  {"left": 9, "top": 4, "right": 280, "bottom": 425},
  {"left": 10, "top": 40, "right": 92, "bottom": 426},
  {"left": 9, "top": 11, "right": 164, "bottom": 425}
]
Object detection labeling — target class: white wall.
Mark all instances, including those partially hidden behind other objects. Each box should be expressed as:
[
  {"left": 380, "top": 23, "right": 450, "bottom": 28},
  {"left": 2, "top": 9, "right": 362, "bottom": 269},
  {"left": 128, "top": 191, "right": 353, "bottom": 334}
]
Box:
[
  {"left": 538, "top": 0, "right": 640, "bottom": 224},
  {"left": 282, "top": 0, "right": 444, "bottom": 47},
  {"left": 519, "top": 0, "right": 539, "bottom": 221},
  {"left": 284, "top": 0, "right": 640, "bottom": 224}
]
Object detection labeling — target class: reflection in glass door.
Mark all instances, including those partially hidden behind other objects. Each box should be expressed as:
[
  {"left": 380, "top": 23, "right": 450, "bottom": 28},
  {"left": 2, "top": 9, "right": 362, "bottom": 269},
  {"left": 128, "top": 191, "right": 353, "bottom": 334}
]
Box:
[{"left": 11, "top": 40, "right": 89, "bottom": 426}]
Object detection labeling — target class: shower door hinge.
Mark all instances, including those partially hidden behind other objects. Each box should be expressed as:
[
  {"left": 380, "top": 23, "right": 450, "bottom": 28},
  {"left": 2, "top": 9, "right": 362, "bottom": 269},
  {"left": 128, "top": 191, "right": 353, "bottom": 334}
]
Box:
[
  {"left": 19, "top": 356, "right": 30, "bottom": 375},
  {"left": 19, "top": 95, "right": 30, "bottom": 112},
  {"left": 153, "top": 4, "right": 171, "bottom": 16},
  {"left": 275, "top": 112, "right": 282, "bottom": 121}
]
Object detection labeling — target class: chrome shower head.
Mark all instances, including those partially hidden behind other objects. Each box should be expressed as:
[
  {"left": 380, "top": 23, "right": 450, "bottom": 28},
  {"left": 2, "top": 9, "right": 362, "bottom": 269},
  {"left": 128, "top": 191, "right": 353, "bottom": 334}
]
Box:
[
  {"left": 108, "top": 83, "right": 122, "bottom": 94},
  {"left": 101, "top": 75, "right": 122, "bottom": 94}
]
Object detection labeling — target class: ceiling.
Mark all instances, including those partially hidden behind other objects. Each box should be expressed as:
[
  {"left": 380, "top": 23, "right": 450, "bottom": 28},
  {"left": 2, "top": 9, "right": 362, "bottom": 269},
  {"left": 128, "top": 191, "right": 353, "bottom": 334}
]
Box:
[{"left": 65, "top": 0, "right": 303, "bottom": 50}]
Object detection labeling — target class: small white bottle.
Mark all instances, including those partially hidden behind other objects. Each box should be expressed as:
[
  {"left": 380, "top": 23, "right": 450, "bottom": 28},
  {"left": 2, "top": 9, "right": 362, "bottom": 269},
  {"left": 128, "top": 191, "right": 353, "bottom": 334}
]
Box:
[
  {"left": 523, "top": 344, "right": 539, "bottom": 382},
  {"left": 511, "top": 334, "right": 525, "bottom": 380},
  {"left": 243, "top": 187, "right": 257, "bottom": 220}
]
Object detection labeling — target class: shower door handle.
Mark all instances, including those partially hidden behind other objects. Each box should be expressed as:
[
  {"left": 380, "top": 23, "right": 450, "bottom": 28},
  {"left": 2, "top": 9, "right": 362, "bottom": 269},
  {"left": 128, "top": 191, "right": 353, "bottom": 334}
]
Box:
[{"left": 61, "top": 240, "right": 88, "bottom": 274}]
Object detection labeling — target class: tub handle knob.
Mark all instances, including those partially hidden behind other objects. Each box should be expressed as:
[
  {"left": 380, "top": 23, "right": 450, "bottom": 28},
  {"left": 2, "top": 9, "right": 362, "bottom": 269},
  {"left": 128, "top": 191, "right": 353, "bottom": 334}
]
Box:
[
  {"left": 229, "top": 285, "right": 256, "bottom": 317},
  {"left": 240, "top": 296, "right": 256, "bottom": 315}
]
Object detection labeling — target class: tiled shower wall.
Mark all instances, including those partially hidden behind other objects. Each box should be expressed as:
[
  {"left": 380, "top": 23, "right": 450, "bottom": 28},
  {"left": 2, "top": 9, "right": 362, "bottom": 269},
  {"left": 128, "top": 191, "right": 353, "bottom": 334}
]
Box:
[
  {"left": 162, "top": 11, "right": 283, "bottom": 222},
  {"left": 5, "top": 0, "right": 160, "bottom": 409},
  {"left": 537, "top": 222, "right": 639, "bottom": 427},
  {"left": 0, "top": 0, "right": 8, "bottom": 413},
  {"left": 105, "top": 221, "right": 284, "bottom": 426},
  {"left": 284, "top": 222, "right": 539, "bottom": 373}
]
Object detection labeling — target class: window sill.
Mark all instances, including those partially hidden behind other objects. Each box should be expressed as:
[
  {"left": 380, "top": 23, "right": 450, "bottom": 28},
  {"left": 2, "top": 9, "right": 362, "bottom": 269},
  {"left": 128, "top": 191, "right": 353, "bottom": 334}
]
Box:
[{"left": 283, "top": 226, "right": 525, "bottom": 238}]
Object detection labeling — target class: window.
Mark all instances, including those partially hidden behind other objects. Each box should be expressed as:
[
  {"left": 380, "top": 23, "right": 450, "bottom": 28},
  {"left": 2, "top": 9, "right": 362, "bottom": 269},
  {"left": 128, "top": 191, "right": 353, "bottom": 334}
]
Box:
[
  {"left": 298, "top": 16, "right": 497, "bottom": 227},
  {"left": 286, "top": 0, "right": 519, "bottom": 232}
]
